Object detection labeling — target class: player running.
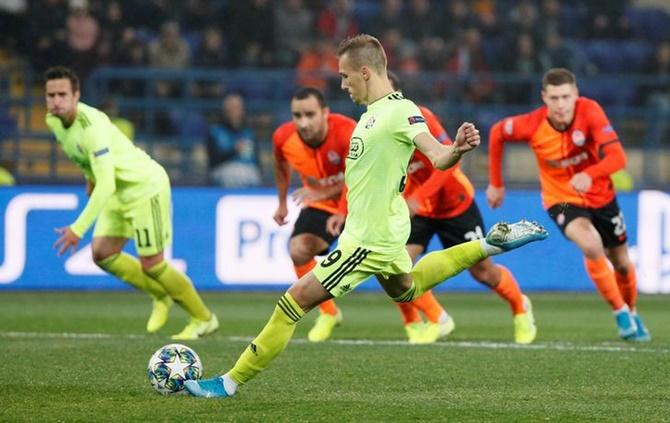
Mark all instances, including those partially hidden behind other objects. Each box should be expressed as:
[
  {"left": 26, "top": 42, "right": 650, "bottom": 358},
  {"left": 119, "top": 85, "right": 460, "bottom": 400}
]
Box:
[
  {"left": 46, "top": 66, "right": 218, "bottom": 340},
  {"left": 272, "top": 87, "right": 353, "bottom": 342},
  {"left": 487, "top": 68, "right": 650, "bottom": 342},
  {"left": 186, "top": 34, "right": 547, "bottom": 398}
]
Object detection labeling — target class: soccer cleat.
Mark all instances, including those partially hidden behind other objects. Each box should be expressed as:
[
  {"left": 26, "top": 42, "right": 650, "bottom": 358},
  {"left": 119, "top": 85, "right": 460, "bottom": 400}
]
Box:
[
  {"left": 171, "top": 313, "right": 219, "bottom": 340},
  {"left": 307, "top": 309, "right": 342, "bottom": 342},
  {"left": 486, "top": 220, "right": 548, "bottom": 251},
  {"left": 146, "top": 296, "right": 173, "bottom": 333},
  {"left": 404, "top": 322, "right": 426, "bottom": 344},
  {"left": 614, "top": 305, "right": 638, "bottom": 340},
  {"left": 513, "top": 295, "right": 537, "bottom": 344},
  {"left": 631, "top": 313, "right": 651, "bottom": 342},
  {"left": 184, "top": 376, "right": 231, "bottom": 398},
  {"left": 415, "top": 315, "right": 455, "bottom": 344}
]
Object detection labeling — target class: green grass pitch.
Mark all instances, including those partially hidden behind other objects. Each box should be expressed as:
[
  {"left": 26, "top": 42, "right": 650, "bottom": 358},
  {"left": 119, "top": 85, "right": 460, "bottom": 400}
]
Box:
[{"left": 1, "top": 291, "right": 668, "bottom": 422}]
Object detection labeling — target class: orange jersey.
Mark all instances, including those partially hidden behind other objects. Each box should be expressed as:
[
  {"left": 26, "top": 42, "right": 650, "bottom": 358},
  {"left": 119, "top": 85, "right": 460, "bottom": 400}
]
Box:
[
  {"left": 489, "top": 97, "right": 626, "bottom": 209},
  {"left": 404, "top": 106, "right": 475, "bottom": 218},
  {"left": 272, "top": 113, "right": 355, "bottom": 214}
]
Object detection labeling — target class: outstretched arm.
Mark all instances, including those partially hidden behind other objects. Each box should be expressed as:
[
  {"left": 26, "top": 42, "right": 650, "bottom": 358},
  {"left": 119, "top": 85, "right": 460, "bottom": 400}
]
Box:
[{"left": 413, "top": 122, "right": 480, "bottom": 170}]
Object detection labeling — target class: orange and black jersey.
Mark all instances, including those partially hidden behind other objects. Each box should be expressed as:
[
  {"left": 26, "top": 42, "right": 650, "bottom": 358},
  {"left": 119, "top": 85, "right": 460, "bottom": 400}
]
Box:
[
  {"left": 403, "top": 106, "right": 475, "bottom": 219},
  {"left": 489, "top": 97, "right": 626, "bottom": 209},
  {"left": 272, "top": 113, "right": 356, "bottom": 214}
]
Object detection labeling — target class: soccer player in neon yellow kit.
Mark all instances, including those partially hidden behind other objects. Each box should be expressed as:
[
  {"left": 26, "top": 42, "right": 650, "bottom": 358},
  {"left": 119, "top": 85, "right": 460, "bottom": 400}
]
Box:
[
  {"left": 186, "top": 34, "right": 547, "bottom": 398},
  {"left": 45, "top": 66, "right": 218, "bottom": 340}
]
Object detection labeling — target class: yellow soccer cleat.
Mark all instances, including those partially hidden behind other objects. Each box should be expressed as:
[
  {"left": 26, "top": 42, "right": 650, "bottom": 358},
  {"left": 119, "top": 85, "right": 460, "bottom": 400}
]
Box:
[
  {"left": 416, "top": 314, "right": 455, "bottom": 344},
  {"left": 171, "top": 313, "right": 220, "bottom": 340},
  {"left": 307, "top": 309, "right": 342, "bottom": 342},
  {"left": 404, "top": 322, "right": 426, "bottom": 344},
  {"left": 146, "top": 296, "right": 173, "bottom": 333},
  {"left": 513, "top": 295, "right": 537, "bottom": 344}
]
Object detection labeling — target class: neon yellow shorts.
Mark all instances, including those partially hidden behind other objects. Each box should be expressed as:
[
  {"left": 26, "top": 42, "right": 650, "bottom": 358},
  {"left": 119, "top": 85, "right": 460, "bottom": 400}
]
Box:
[
  {"left": 93, "top": 181, "right": 172, "bottom": 257},
  {"left": 312, "top": 242, "right": 412, "bottom": 297}
]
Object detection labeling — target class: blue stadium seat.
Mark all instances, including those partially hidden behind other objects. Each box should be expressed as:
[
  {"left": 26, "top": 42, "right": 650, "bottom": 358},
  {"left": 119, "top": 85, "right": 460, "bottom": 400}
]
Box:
[
  {"left": 626, "top": 7, "right": 670, "bottom": 41},
  {"left": 585, "top": 41, "right": 625, "bottom": 73},
  {"left": 170, "top": 110, "right": 207, "bottom": 149}
]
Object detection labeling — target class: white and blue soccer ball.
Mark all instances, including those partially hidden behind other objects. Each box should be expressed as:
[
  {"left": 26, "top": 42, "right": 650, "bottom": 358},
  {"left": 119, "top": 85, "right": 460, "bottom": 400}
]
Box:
[{"left": 147, "top": 343, "right": 203, "bottom": 395}]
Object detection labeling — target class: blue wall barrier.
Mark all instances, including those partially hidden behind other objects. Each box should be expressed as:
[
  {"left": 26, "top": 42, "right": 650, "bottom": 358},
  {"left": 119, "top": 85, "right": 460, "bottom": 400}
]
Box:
[{"left": 0, "top": 187, "right": 668, "bottom": 293}]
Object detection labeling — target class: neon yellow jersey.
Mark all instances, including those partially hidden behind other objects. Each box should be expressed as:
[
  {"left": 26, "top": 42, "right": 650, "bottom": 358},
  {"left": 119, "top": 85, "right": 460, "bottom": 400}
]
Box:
[
  {"left": 339, "top": 92, "right": 429, "bottom": 253},
  {"left": 46, "top": 102, "right": 167, "bottom": 237}
]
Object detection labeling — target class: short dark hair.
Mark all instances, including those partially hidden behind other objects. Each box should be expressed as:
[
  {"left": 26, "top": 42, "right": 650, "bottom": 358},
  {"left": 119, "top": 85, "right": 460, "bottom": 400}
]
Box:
[
  {"left": 292, "top": 87, "right": 327, "bottom": 108},
  {"left": 542, "top": 68, "right": 576, "bottom": 89},
  {"left": 44, "top": 66, "right": 80, "bottom": 92},
  {"left": 387, "top": 71, "right": 401, "bottom": 91}
]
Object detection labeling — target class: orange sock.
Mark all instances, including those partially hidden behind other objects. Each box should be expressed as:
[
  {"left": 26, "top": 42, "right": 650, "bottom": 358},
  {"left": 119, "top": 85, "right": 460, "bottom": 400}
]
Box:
[
  {"left": 411, "top": 291, "right": 444, "bottom": 323},
  {"left": 294, "top": 260, "right": 338, "bottom": 316},
  {"left": 492, "top": 265, "right": 525, "bottom": 315},
  {"left": 395, "top": 302, "right": 421, "bottom": 325},
  {"left": 293, "top": 260, "right": 316, "bottom": 279},
  {"left": 615, "top": 265, "right": 638, "bottom": 310},
  {"left": 584, "top": 256, "right": 625, "bottom": 310}
]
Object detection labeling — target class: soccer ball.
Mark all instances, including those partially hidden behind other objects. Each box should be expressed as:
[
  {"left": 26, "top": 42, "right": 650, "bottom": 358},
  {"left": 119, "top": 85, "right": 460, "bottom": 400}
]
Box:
[{"left": 147, "top": 343, "right": 203, "bottom": 395}]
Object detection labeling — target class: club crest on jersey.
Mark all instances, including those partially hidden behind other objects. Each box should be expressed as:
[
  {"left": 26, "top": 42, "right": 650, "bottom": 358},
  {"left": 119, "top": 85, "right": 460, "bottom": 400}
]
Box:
[
  {"left": 408, "top": 115, "right": 425, "bottom": 125},
  {"left": 504, "top": 118, "right": 514, "bottom": 135},
  {"left": 327, "top": 150, "right": 341, "bottom": 165},
  {"left": 365, "top": 116, "right": 376, "bottom": 129},
  {"left": 571, "top": 129, "right": 585, "bottom": 147},
  {"left": 347, "top": 137, "right": 364, "bottom": 160}
]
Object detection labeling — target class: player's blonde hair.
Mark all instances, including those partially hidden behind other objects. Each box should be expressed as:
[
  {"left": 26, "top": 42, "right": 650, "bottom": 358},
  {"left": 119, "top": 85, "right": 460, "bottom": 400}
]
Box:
[
  {"left": 336, "top": 34, "right": 387, "bottom": 75},
  {"left": 542, "top": 68, "right": 576, "bottom": 89}
]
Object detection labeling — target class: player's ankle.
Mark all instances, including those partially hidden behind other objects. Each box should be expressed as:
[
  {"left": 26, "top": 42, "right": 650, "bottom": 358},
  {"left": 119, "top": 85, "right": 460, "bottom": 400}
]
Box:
[{"left": 222, "top": 373, "right": 239, "bottom": 395}]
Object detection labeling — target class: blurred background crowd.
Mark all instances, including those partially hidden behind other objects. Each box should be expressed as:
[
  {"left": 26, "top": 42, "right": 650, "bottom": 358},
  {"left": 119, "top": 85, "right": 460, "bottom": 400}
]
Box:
[{"left": 1, "top": 0, "right": 669, "bottom": 188}]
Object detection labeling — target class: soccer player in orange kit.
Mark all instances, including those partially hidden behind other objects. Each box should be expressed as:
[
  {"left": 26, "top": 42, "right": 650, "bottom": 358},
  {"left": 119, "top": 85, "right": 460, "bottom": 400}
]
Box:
[
  {"left": 487, "top": 68, "right": 650, "bottom": 341},
  {"left": 392, "top": 73, "right": 537, "bottom": 344}
]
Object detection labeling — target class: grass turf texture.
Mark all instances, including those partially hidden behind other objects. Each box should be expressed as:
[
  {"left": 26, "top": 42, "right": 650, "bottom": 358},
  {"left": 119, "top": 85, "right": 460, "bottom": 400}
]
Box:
[{"left": 1, "top": 291, "right": 668, "bottom": 422}]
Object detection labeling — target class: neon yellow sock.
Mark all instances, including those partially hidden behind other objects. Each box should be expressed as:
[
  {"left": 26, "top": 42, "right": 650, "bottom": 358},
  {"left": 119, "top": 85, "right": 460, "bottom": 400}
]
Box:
[
  {"left": 395, "top": 240, "right": 487, "bottom": 302},
  {"left": 96, "top": 252, "right": 167, "bottom": 299},
  {"left": 229, "top": 292, "right": 305, "bottom": 385},
  {"left": 145, "top": 261, "right": 211, "bottom": 321}
]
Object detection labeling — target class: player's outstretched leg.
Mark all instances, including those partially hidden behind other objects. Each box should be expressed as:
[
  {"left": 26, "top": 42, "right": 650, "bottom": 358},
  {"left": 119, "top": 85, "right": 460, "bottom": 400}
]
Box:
[
  {"left": 185, "top": 292, "right": 305, "bottom": 398},
  {"left": 394, "top": 220, "right": 548, "bottom": 303}
]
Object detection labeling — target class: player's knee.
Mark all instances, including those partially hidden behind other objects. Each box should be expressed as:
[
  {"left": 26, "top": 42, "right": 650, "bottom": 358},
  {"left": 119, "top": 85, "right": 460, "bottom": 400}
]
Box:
[
  {"left": 92, "top": 248, "right": 118, "bottom": 266},
  {"left": 289, "top": 244, "right": 314, "bottom": 265}
]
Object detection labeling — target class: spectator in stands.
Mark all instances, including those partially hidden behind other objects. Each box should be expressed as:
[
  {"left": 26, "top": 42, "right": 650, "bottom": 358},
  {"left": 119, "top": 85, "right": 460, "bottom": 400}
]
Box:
[
  {"left": 227, "top": 0, "right": 275, "bottom": 67},
  {"left": 180, "top": 0, "right": 219, "bottom": 31},
  {"left": 296, "top": 37, "right": 339, "bottom": 96},
  {"left": 445, "top": 27, "right": 495, "bottom": 103},
  {"left": 500, "top": 32, "right": 543, "bottom": 104},
  {"left": 441, "top": 0, "right": 478, "bottom": 40},
  {"left": 65, "top": 0, "right": 100, "bottom": 79},
  {"left": 369, "top": 0, "right": 403, "bottom": 38},
  {"left": 586, "top": 1, "right": 631, "bottom": 39},
  {"left": 195, "top": 27, "right": 228, "bottom": 68},
  {"left": 403, "top": 0, "right": 439, "bottom": 43},
  {"left": 25, "top": 0, "right": 69, "bottom": 73},
  {"left": 274, "top": 0, "right": 314, "bottom": 67},
  {"left": 316, "top": 0, "right": 358, "bottom": 43},
  {"left": 207, "top": 93, "right": 261, "bottom": 188},
  {"left": 539, "top": 30, "right": 594, "bottom": 75},
  {"left": 504, "top": 0, "right": 543, "bottom": 47},
  {"left": 148, "top": 20, "right": 191, "bottom": 69}
]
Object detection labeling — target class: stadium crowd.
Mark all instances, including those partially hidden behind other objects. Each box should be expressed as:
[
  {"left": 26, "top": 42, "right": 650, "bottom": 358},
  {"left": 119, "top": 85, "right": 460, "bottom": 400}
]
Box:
[{"left": 1, "top": 0, "right": 670, "bottom": 186}]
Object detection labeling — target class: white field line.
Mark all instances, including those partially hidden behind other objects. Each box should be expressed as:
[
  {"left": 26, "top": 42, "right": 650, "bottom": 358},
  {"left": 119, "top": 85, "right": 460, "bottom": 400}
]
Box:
[{"left": 1, "top": 331, "right": 668, "bottom": 354}]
